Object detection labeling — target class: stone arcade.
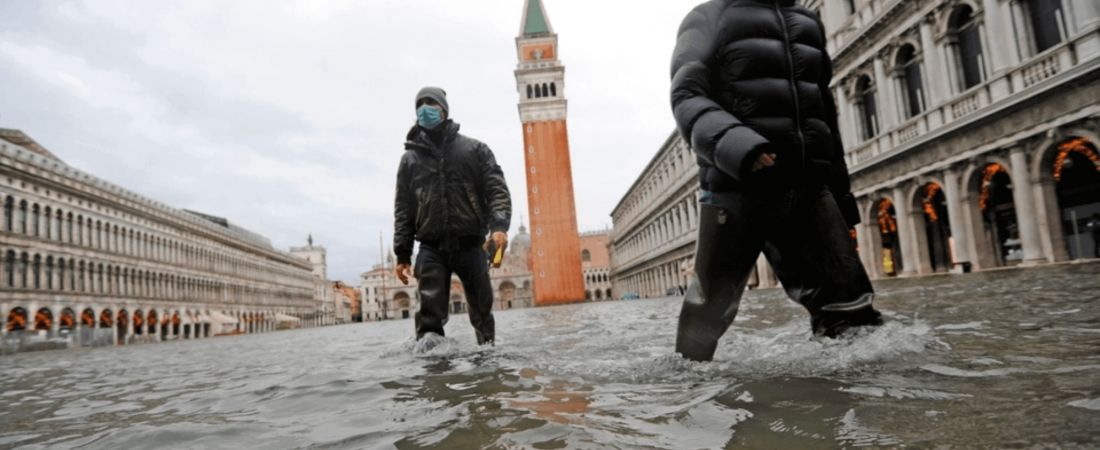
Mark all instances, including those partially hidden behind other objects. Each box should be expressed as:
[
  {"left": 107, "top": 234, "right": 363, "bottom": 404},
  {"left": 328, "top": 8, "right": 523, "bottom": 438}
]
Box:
[{"left": 1, "top": 129, "right": 318, "bottom": 353}]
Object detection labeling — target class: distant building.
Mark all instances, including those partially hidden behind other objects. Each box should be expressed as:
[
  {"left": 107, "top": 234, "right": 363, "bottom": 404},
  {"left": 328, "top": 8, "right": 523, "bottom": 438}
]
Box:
[
  {"left": 579, "top": 230, "right": 613, "bottom": 300},
  {"left": 289, "top": 237, "right": 337, "bottom": 326},
  {"left": 0, "top": 128, "right": 317, "bottom": 353},
  {"left": 608, "top": 133, "right": 778, "bottom": 299}
]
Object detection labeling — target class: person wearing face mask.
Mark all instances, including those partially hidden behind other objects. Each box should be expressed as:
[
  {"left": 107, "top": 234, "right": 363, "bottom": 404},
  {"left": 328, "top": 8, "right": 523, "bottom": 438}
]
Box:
[
  {"left": 669, "top": 0, "right": 884, "bottom": 361},
  {"left": 393, "top": 86, "right": 512, "bottom": 346}
]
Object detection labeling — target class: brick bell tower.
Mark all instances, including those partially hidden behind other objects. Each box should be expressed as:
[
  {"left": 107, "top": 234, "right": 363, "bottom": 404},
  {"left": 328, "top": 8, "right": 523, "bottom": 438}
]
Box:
[{"left": 514, "top": 0, "right": 585, "bottom": 305}]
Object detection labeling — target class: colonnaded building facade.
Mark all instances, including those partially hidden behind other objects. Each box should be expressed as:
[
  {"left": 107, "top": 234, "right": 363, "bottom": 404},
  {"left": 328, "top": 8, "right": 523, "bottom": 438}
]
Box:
[
  {"left": 608, "top": 133, "right": 780, "bottom": 299},
  {"left": 610, "top": 0, "right": 1100, "bottom": 294},
  {"left": 826, "top": 0, "right": 1100, "bottom": 276},
  {"left": 1, "top": 129, "right": 318, "bottom": 353}
]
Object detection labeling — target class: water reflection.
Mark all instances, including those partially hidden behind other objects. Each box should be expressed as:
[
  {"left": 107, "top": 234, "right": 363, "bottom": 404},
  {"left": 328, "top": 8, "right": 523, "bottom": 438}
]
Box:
[{"left": 1, "top": 262, "right": 1099, "bottom": 448}]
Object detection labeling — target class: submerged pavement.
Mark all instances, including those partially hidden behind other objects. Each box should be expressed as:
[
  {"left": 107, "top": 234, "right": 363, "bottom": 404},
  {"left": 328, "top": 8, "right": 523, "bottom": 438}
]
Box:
[{"left": 1, "top": 261, "right": 1099, "bottom": 449}]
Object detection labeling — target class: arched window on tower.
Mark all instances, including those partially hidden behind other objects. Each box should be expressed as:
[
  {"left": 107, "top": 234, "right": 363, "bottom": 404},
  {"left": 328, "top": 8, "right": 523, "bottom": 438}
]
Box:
[
  {"left": 550, "top": 82, "right": 556, "bottom": 96},
  {"left": 895, "top": 44, "right": 926, "bottom": 119},
  {"left": 542, "top": 83, "right": 548, "bottom": 97},
  {"left": 527, "top": 84, "right": 533, "bottom": 99}
]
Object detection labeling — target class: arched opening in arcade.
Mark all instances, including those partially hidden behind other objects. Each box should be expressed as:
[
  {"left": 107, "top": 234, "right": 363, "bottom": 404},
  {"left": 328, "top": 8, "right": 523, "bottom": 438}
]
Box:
[
  {"left": 1051, "top": 138, "right": 1100, "bottom": 259},
  {"left": 606, "top": 288, "right": 612, "bottom": 299},
  {"left": 7, "top": 307, "right": 27, "bottom": 332},
  {"left": 81, "top": 309, "right": 95, "bottom": 328},
  {"left": 915, "top": 183, "right": 954, "bottom": 272},
  {"left": 450, "top": 294, "right": 465, "bottom": 314},
  {"left": 977, "top": 164, "right": 1020, "bottom": 267},
  {"left": 34, "top": 308, "right": 52, "bottom": 331},
  {"left": 394, "top": 291, "right": 411, "bottom": 319},
  {"left": 147, "top": 311, "right": 157, "bottom": 335},
  {"left": 172, "top": 313, "right": 181, "bottom": 337},
  {"left": 585, "top": 290, "right": 592, "bottom": 300},
  {"left": 116, "top": 310, "right": 128, "bottom": 344},
  {"left": 133, "top": 310, "right": 144, "bottom": 335},
  {"left": 99, "top": 309, "right": 113, "bottom": 329},
  {"left": 499, "top": 282, "right": 516, "bottom": 309},
  {"left": 874, "top": 198, "right": 902, "bottom": 276},
  {"left": 59, "top": 308, "right": 76, "bottom": 331}
]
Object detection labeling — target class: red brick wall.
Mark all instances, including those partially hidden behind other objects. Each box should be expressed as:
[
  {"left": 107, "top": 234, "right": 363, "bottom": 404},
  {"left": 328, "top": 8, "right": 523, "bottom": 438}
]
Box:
[{"left": 523, "top": 120, "right": 585, "bottom": 304}]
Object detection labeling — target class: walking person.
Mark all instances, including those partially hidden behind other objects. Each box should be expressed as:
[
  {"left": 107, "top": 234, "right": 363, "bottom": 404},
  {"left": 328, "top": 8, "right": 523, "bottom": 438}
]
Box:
[
  {"left": 393, "top": 87, "right": 512, "bottom": 345},
  {"left": 670, "top": 0, "right": 884, "bottom": 361}
]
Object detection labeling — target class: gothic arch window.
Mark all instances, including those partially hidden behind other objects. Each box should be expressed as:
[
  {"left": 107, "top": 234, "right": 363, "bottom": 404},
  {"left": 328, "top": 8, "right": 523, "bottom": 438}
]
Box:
[
  {"left": 542, "top": 83, "right": 548, "bottom": 97},
  {"left": 581, "top": 249, "right": 591, "bottom": 262},
  {"left": 550, "top": 82, "right": 556, "bottom": 96},
  {"left": 895, "top": 44, "right": 926, "bottom": 119},
  {"left": 527, "top": 85, "right": 533, "bottom": 99},
  {"left": 1025, "top": 0, "right": 1066, "bottom": 54},
  {"left": 948, "top": 5, "right": 985, "bottom": 91},
  {"left": 535, "top": 84, "right": 541, "bottom": 98},
  {"left": 855, "top": 75, "right": 879, "bottom": 140}
]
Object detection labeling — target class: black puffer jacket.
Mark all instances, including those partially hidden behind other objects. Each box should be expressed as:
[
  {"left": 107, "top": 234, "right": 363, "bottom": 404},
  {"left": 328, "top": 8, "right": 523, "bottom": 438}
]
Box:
[
  {"left": 394, "top": 121, "right": 511, "bottom": 264},
  {"left": 671, "top": 0, "right": 855, "bottom": 215}
]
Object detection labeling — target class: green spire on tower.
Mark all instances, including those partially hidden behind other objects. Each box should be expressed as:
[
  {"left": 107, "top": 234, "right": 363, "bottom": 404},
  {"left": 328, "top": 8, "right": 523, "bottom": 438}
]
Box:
[{"left": 523, "top": 0, "right": 550, "bottom": 35}]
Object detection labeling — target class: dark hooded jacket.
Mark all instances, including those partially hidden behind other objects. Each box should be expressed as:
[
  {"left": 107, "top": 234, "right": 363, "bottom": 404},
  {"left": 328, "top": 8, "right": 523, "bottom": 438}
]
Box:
[
  {"left": 671, "top": 0, "right": 859, "bottom": 223},
  {"left": 394, "top": 120, "right": 511, "bottom": 264}
]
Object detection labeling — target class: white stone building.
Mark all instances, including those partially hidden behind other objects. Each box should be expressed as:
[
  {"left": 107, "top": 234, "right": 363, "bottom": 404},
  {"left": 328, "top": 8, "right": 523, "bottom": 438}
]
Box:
[
  {"left": 823, "top": 0, "right": 1100, "bottom": 276},
  {"left": 610, "top": 0, "right": 1100, "bottom": 289},
  {"left": 0, "top": 129, "right": 318, "bottom": 354},
  {"left": 608, "top": 133, "right": 779, "bottom": 299},
  {"left": 289, "top": 239, "right": 337, "bottom": 325}
]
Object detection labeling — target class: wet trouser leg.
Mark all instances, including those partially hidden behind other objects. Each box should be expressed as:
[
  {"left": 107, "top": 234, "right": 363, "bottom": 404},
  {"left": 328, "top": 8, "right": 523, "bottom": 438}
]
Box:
[
  {"left": 414, "top": 247, "right": 452, "bottom": 339},
  {"left": 676, "top": 202, "right": 767, "bottom": 362},
  {"left": 763, "top": 192, "right": 883, "bottom": 337},
  {"left": 452, "top": 247, "right": 495, "bottom": 345}
]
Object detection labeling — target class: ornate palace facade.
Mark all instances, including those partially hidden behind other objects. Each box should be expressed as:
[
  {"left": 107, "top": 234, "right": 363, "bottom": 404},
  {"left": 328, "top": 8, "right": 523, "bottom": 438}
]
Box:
[
  {"left": 827, "top": 0, "right": 1100, "bottom": 276},
  {"left": 1, "top": 129, "right": 318, "bottom": 353},
  {"left": 610, "top": 0, "right": 1100, "bottom": 291}
]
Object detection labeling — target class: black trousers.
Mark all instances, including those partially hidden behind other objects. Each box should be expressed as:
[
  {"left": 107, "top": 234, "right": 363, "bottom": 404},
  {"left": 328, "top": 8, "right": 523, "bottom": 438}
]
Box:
[
  {"left": 414, "top": 244, "right": 495, "bottom": 345},
  {"left": 676, "top": 186, "right": 883, "bottom": 361}
]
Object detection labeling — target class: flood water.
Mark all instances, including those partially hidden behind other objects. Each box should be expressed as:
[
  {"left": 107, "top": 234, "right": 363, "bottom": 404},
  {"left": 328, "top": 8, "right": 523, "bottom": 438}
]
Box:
[{"left": 2, "top": 262, "right": 1099, "bottom": 449}]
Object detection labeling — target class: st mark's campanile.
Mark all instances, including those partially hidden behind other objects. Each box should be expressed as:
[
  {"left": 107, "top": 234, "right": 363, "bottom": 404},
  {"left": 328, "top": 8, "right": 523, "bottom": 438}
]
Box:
[{"left": 514, "top": 0, "right": 585, "bottom": 305}]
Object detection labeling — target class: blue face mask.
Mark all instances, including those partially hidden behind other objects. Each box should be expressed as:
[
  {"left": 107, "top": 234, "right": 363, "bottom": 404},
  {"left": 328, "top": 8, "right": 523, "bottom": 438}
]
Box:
[{"left": 417, "top": 105, "right": 443, "bottom": 129}]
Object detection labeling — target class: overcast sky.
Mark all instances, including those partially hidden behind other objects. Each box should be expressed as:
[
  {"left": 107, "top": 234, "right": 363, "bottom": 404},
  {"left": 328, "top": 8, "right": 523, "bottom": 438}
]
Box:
[{"left": 0, "top": 0, "right": 698, "bottom": 283}]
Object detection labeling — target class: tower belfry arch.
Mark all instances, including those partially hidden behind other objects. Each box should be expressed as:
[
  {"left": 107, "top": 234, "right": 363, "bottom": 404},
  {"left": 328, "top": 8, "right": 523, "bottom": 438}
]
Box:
[{"left": 514, "top": 0, "right": 585, "bottom": 305}]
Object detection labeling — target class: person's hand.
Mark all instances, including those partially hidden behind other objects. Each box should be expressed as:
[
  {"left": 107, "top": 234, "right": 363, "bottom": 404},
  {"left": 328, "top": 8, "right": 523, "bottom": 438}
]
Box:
[
  {"left": 490, "top": 231, "right": 508, "bottom": 268},
  {"left": 396, "top": 263, "right": 412, "bottom": 285},
  {"left": 752, "top": 153, "right": 777, "bottom": 172}
]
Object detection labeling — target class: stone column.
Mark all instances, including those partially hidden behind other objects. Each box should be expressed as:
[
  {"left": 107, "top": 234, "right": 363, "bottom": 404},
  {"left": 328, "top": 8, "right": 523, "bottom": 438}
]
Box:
[
  {"left": 1009, "top": 148, "right": 1046, "bottom": 264},
  {"left": 892, "top": 187, "right": 921, "bottom": 276},
  {"left": 873, "top": 55, "right": 899, "bottom": 131},
  {"left": 919, "top": 16, "right": 947, "bottom": 106},
  {"left": 943, "top": 169, "right": 971, "bottom": 266},
  {"left": 835, "top": 85, "right": 858, "bottom": 150},
  {"left": 981, "top": 0, "right": 1013, "bottom": 73}
]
